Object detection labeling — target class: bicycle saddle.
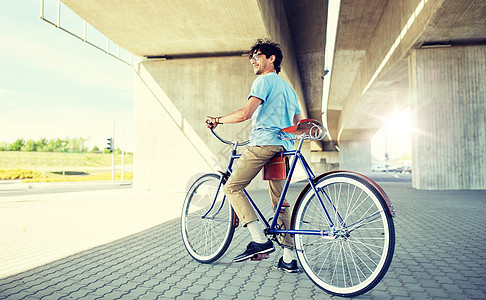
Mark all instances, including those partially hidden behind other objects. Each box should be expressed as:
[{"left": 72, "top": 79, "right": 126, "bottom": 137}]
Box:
[{"left": 281, "top": 119, "right": 324, "bottom": 139}]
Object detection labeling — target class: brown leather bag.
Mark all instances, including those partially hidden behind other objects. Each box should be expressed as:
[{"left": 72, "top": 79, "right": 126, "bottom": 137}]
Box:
[{"left": 263, "top": 153, "right": 288, "bottom": 180}]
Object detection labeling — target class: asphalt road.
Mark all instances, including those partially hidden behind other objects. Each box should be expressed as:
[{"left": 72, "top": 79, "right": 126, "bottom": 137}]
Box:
[
  {"left": 0, "top": 181, "right": 132, "bottom": 197},
  {"left": 0, "top": 172, "right": 410, "bottom": 198}
]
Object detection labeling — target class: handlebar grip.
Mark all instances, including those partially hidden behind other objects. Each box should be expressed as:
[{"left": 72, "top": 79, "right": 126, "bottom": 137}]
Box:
[{"left": 206, "top": 119, "right": 215, "bottom": 129}]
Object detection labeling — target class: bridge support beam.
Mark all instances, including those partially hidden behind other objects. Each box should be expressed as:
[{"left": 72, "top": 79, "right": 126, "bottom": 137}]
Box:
[
  {"left": 409, "top": 46, "right": 486, "bottom": 190},
  {"left": 339, "top": 140, "right": 371, "bottom": 173}
]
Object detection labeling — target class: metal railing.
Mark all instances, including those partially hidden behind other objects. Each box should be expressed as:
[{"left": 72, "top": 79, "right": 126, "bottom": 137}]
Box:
[{"left": 39, "top": 0, "right": 138, "bottom": 67}]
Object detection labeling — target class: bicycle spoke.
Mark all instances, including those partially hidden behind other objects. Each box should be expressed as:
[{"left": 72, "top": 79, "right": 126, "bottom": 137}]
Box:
[
  {"left": 346, "top": 213, "right": 382, "bottom": 233},
  {"left": 343, "top": 241, "right": 360, "bottom": 285},
  {"left": 343, "top": 242, "right": 367, "bottom": 283}
]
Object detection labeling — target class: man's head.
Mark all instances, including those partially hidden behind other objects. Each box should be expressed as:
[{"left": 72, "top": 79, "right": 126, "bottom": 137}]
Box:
[{"left": 248, "top": 39, "right": 283, "bottom": 74}]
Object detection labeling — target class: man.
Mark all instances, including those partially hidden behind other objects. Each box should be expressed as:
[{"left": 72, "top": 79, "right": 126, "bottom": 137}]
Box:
[{"left": 206, "top": 39, "right": 302, "bottom": 273}]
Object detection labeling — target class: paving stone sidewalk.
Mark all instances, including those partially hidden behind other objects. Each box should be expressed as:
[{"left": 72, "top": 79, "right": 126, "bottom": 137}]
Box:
[{"left": 1, "top": 179, "right": 485, "bottom": 299}]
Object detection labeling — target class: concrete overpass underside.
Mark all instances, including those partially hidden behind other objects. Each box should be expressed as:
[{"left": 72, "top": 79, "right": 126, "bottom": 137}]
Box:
[{"left": 60, "top": 0, "right": 485, "bottom": 190}]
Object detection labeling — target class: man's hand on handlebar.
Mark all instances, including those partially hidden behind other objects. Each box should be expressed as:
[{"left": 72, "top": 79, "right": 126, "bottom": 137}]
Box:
[{"left": 206, "top": 116, "right": 221, "bottom": 129}]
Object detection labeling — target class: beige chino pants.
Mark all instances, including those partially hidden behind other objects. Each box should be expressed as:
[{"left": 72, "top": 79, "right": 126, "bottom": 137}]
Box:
[{"left": 223, "top": 145, "right": 293, "bottom": 247}]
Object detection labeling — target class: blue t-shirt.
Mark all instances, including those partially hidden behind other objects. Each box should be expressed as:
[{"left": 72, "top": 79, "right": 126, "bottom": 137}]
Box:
[{"left": 248, "top": 72, "right": 301, "bottom": 150}]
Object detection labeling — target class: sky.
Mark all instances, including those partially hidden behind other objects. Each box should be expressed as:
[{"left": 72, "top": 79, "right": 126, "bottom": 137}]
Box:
[
  {"left": 371, "top": 107, "right": 412, "bottom": 166},
  {"left": 0, "top": 0, "right": 134, "bottom": 151},
  {"left": 0, "top": 0, "right": 412, "bottom": 162}
]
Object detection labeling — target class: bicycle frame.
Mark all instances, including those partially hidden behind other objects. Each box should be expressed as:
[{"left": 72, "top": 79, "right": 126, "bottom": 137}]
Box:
[{"left": 208, "top": 137, "right": 342, "bottom": 239}]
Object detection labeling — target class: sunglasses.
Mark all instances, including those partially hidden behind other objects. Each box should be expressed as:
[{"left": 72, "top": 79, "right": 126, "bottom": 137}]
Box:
[{"left": 250, "top": 52, "right": 266, "bottom": 63}]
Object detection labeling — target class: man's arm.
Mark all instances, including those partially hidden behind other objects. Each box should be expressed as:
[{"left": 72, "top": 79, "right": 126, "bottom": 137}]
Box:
[{"left": 206, "top": 97, "right": 262, "bottom": 128}]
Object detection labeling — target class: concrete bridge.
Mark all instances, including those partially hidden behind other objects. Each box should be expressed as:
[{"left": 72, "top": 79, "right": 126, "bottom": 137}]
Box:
[{"left": 59, "top": 0, "right": 485, "bottom": 190}]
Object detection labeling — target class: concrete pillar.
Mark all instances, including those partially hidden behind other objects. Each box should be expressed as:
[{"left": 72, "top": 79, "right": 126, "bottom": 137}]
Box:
[
  {"left": 409, "top": 46, "right": 486, "bottom": 190},
  {"left": 310, "top": 150, "right": 339, "bottom": 174},
  {"left": 339, "top": 140, "right": 372, "bottom": 173}
]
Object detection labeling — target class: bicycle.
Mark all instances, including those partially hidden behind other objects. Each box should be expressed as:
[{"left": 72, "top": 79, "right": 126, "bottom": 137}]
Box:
[{"left": 181, "top": 119, "right": 396, "bottom": 297}]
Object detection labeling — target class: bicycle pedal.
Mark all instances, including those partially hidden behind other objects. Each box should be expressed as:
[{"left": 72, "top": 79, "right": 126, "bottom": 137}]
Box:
[{"left": 250, "top": 253, "right": 270, "bottom": 261}]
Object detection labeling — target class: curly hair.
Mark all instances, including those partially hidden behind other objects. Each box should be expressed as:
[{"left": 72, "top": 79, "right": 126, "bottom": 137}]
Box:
[{"left": 248, "top": 38, "right": 283, "bottom": 74}]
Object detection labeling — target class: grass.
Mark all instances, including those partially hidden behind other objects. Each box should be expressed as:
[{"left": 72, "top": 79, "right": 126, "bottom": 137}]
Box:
[{"left": 0, "top": 151, "right": 133, "bottom": 183}]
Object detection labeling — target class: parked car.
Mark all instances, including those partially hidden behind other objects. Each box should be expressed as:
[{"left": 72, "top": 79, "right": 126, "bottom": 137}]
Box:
[
  {"left": 402, "top": 166, "right": 412, "bottom": 173},
  {"left": 395, "top": 166, "right": 412, "bottom": 173}
]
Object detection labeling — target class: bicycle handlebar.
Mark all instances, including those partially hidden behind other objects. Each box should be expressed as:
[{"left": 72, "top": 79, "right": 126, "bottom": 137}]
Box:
[
  {"left": 206, "top": 119, "right": 327, "bottom": 147},
  {"left": 207, "top": 120, "right": 250, "bottom": 146}
]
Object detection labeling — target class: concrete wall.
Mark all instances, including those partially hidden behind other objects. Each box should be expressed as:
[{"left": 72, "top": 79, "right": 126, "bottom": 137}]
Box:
[
  {"left": 133, "top": 56, "right": 256, "bottom": 192},
  {"left": 409, "top": 46, "right": 486, "bottom": 190}
]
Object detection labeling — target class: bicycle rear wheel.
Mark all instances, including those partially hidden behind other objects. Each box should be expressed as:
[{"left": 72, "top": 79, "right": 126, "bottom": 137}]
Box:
[
  {"left": 293, "top": 173, "right": 395, "bottom": 297},
  {"left": 181, "top": 173, "right": 234, "bottom": 263}
]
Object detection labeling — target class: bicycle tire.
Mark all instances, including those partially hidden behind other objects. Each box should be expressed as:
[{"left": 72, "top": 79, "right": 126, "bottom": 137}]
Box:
[
  {"left": 293, "top": 173, "right": 395, "bottom": 297},
  {"left": 181, "top": 173, "right": 235, "bottom": 263}
]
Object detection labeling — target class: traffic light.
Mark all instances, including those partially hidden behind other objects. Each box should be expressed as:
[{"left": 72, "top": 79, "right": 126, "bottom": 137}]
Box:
[{"left": 107, "top": 138, "right": 113, "bottom": 153}]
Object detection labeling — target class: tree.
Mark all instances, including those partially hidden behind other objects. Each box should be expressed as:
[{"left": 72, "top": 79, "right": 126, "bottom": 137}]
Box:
[
  {"left": 36, "top": 138, "right": 48, "bottom": 152},
  {"left": 43, "top": 139, "right": 57, "bottom": 152},
  {"left": 53, "top": 138, "right": 69, "bottom": 152},
  {"left": 21, "top": 139, "right": 37, "bottom": 151},
  {"left": 90, "top": 145, "right": 100, "bottom": 153},
  {"left": 3, "top": 137, "right": 93, "bottom": 152},
  {"left": 10, "top": 139, "right": 25, "bottom": 151},
  {"left": 67, "top": 137, "right": 87, "bottom": 153}
]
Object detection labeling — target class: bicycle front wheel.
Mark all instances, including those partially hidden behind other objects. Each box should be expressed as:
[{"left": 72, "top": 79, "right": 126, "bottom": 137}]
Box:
[
  {"left": 293, "top": 173, "right": 395, "bottom": 297},
  {"left": 181, "top": 173, "right": 234, "bottom": 263}
]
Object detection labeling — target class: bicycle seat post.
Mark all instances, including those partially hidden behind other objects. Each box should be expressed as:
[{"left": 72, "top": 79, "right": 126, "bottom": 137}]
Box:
[{"left": 296, "top": 136, "right": 305, "bottom": 152}]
